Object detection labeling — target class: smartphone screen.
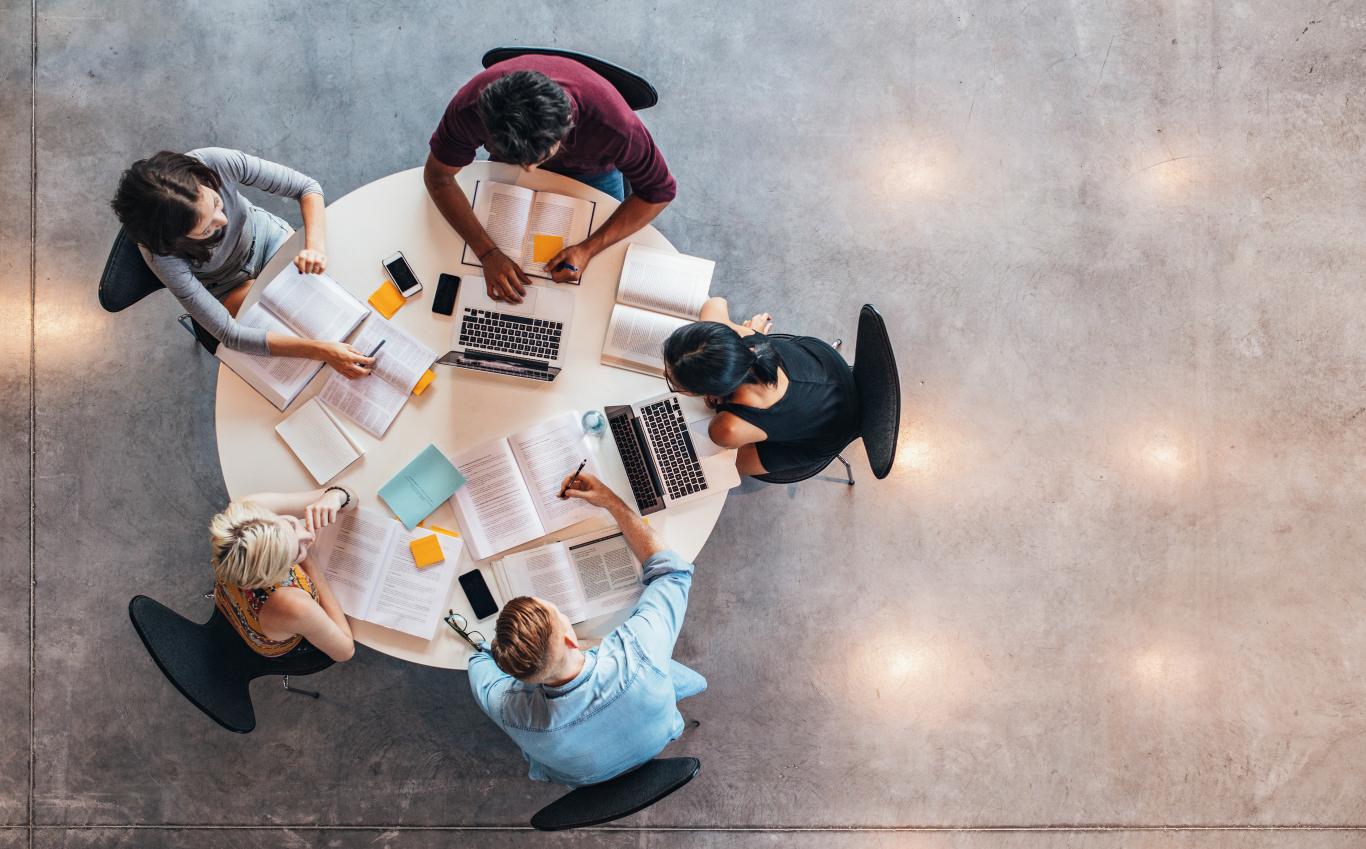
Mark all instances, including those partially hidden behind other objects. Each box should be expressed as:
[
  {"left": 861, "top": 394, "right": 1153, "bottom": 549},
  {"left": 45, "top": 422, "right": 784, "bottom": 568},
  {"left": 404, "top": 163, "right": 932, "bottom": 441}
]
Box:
[
  {"left": 459, "top": 570, "right": 499, "bottom": 621},
  {"left": 383, "top": 252, "right": 423, "bottom": 295}
]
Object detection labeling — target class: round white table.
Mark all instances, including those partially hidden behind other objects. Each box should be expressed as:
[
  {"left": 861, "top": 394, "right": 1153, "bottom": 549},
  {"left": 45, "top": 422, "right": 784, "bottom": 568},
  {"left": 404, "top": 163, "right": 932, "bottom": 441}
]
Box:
[{"left": 215, "top": 161, "right": 728, "bottom": 669}]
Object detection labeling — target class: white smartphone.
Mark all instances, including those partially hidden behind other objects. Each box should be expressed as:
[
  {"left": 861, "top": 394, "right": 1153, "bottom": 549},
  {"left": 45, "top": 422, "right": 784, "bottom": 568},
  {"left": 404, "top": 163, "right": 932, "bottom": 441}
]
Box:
[{"left": 382, "top": 251, "right": 423, "bottom": 297}]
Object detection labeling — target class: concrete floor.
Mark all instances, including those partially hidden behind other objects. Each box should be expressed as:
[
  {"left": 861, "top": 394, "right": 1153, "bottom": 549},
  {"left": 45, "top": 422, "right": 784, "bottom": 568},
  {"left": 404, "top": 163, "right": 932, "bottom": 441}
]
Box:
[{"left": 4, "top": 0, "right": 1366, "bottom": 846}]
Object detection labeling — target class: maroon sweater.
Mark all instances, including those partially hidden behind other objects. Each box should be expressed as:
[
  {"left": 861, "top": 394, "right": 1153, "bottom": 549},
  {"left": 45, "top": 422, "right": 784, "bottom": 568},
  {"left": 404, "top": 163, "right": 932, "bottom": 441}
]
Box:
[{"left": 429, "top": 55, "right": 677, "bottom": 204}]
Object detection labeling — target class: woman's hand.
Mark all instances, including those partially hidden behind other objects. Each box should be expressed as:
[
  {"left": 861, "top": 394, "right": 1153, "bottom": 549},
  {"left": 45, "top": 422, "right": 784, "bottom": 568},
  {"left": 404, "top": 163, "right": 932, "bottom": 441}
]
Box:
[
  {"left": 294, "top": 248, "right": 327, "bottom": 275},
  {"left": 742, "top": 312, "right": 774, "bottom": 334},
  {"left": 302, "top": 489, "right": 346, "bottom": 532},
  {"left": 318, "top": 342, "right": 375, "bottom": 379}
]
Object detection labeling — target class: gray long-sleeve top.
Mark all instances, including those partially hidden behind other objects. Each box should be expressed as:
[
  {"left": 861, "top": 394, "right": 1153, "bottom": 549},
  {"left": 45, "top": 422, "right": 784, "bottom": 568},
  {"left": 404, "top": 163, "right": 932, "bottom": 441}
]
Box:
[{"left": 139, "top": 148, "right": 323, "bottom": 355}]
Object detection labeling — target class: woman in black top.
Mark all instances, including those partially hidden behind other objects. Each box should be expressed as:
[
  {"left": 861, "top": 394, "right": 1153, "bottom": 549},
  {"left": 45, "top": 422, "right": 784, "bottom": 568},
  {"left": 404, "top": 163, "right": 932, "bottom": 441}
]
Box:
[{"left": 662, "top": 298, "right": 860, "bottom": 477}]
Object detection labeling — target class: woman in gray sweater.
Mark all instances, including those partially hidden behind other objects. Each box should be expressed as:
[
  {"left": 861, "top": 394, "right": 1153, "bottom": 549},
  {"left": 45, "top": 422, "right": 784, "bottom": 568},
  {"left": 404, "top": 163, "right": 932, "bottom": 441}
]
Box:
[{"left": 111, "top": 148, "right": 372, "bottom": 377}]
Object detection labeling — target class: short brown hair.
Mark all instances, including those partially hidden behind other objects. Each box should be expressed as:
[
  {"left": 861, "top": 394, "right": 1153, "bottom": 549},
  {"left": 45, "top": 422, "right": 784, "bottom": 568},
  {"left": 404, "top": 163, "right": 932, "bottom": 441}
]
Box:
[{"left": 492, "top": 596, "right": 555, "bottom": 680}]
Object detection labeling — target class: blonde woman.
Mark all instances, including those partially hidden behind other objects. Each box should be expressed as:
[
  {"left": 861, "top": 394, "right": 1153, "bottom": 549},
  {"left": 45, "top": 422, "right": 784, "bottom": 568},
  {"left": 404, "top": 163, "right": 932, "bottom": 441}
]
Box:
[{"left": 210, "top": 486, "right": 356, "bottom": 663}]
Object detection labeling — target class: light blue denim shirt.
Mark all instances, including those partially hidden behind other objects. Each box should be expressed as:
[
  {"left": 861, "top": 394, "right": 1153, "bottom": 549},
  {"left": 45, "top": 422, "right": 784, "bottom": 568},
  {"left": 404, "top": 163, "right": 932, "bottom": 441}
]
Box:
[{"left": 468, "top": 549, "right": 698, "bottom": 786}]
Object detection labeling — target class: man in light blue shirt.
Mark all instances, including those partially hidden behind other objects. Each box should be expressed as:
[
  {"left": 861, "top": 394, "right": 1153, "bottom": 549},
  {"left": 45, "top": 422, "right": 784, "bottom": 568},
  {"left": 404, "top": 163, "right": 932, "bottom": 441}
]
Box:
[{"left": 467, "top": 472, "right": 707, "bottom": 787}]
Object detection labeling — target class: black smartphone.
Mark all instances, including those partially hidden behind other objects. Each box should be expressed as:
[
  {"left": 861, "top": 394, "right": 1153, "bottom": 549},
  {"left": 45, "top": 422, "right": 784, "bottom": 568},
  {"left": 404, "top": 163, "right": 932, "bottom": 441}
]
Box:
[
  {"left": 459, "top": 569, "right": 499, "bottom": 620},
  {"left": 382, "top": 250, "right": 423, "bottom": 296},
  {"left": 433, "top": 273, "right": 460, "bottom": 315}
]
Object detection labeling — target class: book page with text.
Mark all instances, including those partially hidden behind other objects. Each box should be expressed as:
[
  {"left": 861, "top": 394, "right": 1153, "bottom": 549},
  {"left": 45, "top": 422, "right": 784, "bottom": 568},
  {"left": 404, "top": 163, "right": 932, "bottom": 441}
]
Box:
[
  {"left": 318, "top": 367, "right": 409, "bottom": 438},
  {"left": 311, "top": 507, "right": 398, "bottom": 618},
  {"left": 518, "top": 192, "right": 595, "bottom": 275},
  {"left": 499, "top": 543, "right": 586, "bottom": 623},
  {"left": 365, "top": 528, "right": 463, "bottom": 639},
  {"left": 216, "top": 304, "right": 321, "bottom": 409},
  {"left": 350, "top": 314, "right": 436, "bottom": 393},
  {"left": 274, "top": 397, "right": 363, "bottom": 485},
  {"left": 601, "top": 304, "right": 689, "bottom": 376},
  {"left": 449, "top": 438, "right": 545, "bottom": 560},
  {"left": 464, "top": 181, "right": 535, "bottom": 267},
  {"left": 568, "top": 531, "right": 644, "bottom": 622},
  {"left": 258, "top": 265, "right": 367, "bottom": 342},
  {"left": 615, "top": 244, "right": 714, "bottom": 319},
  {"left": 508, "top": 412, "right": 607, "bottom": 534}
]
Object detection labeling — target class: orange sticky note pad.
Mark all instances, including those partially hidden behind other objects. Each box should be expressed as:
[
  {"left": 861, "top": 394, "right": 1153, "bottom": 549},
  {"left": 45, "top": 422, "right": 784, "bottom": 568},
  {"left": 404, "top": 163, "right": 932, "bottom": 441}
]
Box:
[
  {"left": 411, "top": 369, "right": 436, "bottom": 396},
  {"left": 409, "top": 534, "right": 445, "bottom": 569},
  {"left": 368, "top": 280, "right": 405, "bottom": 319},
  {"left": 532, "top": 234, "right": 564, "bottom": 264}
]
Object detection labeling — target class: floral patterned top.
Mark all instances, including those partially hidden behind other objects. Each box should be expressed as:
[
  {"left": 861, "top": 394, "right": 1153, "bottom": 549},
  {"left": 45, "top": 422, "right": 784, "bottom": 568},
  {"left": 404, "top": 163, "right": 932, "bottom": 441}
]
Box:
[{"left": 214, "top": 564, "right": 318, "bottom": 657}]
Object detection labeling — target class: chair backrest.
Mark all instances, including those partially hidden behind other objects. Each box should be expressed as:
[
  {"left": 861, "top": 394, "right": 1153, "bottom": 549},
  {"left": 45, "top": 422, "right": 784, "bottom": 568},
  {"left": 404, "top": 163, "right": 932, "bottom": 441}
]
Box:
[
  {"left": 852, "top": 305, "right": 901, "bottom": 479},
  {"left": 530, "top": 757, "right": 700, "bottom": 831},
  {"left": 482, "top": 47, "right": 659, "bottom": 111},
  {"left": 127, "top": 596, "right": 333, "bottom": 734},
  {"left": 98, "top": 227, "right": 164, "bottom": 313}
]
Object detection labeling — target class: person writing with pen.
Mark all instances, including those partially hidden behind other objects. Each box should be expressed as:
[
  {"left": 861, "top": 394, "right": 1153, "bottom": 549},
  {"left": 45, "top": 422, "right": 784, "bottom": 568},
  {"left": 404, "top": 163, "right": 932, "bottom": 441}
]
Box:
[
  {"left": 423, "top": 55, "right": 677, "bottom": 304},
  {"left": 460, "top": 471, "right": 705, "bottom": 787}
]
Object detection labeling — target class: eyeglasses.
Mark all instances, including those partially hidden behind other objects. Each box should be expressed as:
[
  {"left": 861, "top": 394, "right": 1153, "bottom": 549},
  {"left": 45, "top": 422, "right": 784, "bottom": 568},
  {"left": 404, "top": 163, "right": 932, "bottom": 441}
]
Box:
[
  {"left": 664, "top": 370, "right": 685, "bottom": 395},
  {"left": 444, "top": 610, "right": 486, "bottom": 650}
]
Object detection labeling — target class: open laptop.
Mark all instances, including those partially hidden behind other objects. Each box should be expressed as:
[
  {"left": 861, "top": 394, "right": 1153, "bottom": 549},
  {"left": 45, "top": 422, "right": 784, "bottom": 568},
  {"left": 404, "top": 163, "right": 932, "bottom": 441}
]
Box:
[
  {"left": 605, "top": 392, "right": 742, "bottom": 515},
  {"left": 438, "top": 277, "right": 574, "bottom": 382}
]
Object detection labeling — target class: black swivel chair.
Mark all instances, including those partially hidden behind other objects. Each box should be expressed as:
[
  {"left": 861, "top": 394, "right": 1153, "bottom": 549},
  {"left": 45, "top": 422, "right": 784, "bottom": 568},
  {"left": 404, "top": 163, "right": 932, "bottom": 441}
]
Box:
[
  {"left": 530, "top": 757, "right": 700, "bottom": 831},
  {"left": 754, "top": 304, "right": 902, "bottom": 486},
  {"left": 127, "top": 595, "right": 334, "bottom": 734},
  {"left": 481, "top": 47, "right": 658, "bottom": 111},
  {"left": 98, "top": 227, "right": 219, "bottom": 354}
]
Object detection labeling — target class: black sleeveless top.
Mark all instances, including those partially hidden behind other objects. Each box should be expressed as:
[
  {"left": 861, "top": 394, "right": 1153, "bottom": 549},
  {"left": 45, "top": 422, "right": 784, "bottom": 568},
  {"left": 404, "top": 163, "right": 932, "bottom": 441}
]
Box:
[{"left": 716, "top": 334, "right": 860, "bottom": 473}]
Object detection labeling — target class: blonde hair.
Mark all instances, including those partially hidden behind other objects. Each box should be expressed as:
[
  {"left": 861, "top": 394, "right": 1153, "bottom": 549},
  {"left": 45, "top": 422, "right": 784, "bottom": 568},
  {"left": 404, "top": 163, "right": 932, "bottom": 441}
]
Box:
[{"left": 209, "top": 501, "right": 296, "bottom": 589}]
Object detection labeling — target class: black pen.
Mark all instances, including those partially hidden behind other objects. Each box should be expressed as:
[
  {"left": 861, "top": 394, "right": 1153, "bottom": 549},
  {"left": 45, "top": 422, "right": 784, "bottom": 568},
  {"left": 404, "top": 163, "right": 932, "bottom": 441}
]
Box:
[
  {"left": 365, "top": 339, "right": 386, "bottom": 359},
  {"left": 559, "top": 459, "right": 588, "bottom": 498}
]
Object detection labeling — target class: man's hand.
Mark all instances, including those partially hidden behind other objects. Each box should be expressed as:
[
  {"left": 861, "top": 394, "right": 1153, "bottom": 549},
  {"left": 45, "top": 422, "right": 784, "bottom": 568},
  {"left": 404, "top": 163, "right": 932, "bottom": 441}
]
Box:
[
  {"left": 481, "top": 248, "right": 531, "bottom": 303},
  {"left": 546, "top": 242, "right": 594, "bottom": 284},
  {"left": 560, "top": 472, "right": 624, "bottom": 510}
]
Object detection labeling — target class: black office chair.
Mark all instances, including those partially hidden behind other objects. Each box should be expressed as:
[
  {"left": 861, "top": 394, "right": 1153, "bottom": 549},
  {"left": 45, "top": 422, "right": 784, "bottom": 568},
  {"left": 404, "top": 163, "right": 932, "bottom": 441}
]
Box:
[
  {"left": 98, "top": 227, "right": 219, "bottom": 353},
  {"left": 754, "top": 304, "right": 901, "bottom": 486},
  {"left": 530, "top": 757, "right": 700, "bottom": 831},
  {"left": 127, "top": 595, "right": 334, "bottom": 734},
  {"left": 481, "top": 47, "right": 658, "bottom": 111}
]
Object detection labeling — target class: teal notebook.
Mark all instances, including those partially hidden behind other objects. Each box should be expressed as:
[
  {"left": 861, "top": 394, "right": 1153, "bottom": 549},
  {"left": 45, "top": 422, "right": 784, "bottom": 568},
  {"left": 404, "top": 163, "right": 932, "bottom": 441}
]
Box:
[{"left": 378, "top": 444, "right": 467, "bottom": 529}]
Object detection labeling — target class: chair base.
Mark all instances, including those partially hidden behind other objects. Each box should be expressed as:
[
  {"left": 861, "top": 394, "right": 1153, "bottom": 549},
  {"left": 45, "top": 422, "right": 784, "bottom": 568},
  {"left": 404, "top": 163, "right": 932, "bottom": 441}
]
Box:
[{"left": 282, "top": 676, "right": 320, "bottom": 699}]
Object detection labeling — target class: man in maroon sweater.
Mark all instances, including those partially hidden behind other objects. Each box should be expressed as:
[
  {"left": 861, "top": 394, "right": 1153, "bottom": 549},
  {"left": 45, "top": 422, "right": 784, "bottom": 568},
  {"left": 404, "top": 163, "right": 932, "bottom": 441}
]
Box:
[{"left": 424, "top": 55, "right": 677, "bottom": 303}]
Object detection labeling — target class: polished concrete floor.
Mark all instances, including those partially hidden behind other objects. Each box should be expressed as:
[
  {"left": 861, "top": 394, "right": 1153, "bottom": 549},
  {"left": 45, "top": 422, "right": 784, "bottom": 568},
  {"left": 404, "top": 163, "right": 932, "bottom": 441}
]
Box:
[{"left": 4, "top": 0, "right": 1366, "bottom": 846}]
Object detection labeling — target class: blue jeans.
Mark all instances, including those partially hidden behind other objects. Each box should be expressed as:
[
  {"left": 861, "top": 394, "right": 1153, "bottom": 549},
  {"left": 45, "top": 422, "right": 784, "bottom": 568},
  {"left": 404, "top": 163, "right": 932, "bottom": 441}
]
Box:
[
  {"left": 247, "top": 205, "right": 294, "bottom": 278},
  {"left": 546, "top": 166, "right": 625, "bottom": 201},
  {"left": 670, "top": 659, "right": 707, "bottom": 701}
]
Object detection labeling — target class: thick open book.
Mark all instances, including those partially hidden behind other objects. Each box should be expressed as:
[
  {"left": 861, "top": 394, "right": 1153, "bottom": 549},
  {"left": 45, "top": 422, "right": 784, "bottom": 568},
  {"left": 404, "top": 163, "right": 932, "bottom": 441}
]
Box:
[
  {"left": 493, "top": 530, "right": 643, "bottom": 624},
  {"left": 601, "top": 244, "right": 715, "bottom": 376},
  {"left": 318, "top": 314, "right": 437, "bottom": 438},
  {"left": 274, "top": 397, "right": 364, "bottom": 485},
  {"left": 448, "top": 411, "right": 608, "bottom": 560},
  {"left": 217, "top": 265, "right": 368, "bottom": 410},
  {"left": 459, "top": 180, "right": 597, "bottom": 280},
  {"left": 311, "top": 507, "right": 464, "bottom": 640}
]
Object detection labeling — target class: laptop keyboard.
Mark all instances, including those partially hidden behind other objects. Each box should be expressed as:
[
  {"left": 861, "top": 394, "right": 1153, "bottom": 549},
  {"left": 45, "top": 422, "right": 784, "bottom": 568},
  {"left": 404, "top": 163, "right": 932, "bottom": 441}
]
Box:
[
  {"left": 639, "top": 397, "right": 707, "bottom": 500},
  {"left": 459, "top": 309, "right": 563, "bottom": 361},
  {"left": 609, "top": 413, "right": 664, "bottom": 513}
]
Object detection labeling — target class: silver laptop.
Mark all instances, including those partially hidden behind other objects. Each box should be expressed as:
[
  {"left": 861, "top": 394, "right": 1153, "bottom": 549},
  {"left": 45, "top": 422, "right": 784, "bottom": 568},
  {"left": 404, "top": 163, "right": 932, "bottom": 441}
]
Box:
[
  {"left": 605, "top": 392, "right": 742, "bottom": 515},
  {"left": 438, "top": 277, "right": 575, "bottom": 382}
]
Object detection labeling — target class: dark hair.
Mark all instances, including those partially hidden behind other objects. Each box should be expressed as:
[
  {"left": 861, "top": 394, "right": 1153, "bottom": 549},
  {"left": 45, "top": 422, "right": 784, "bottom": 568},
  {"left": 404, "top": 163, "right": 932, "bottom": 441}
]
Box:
[
  {"left": 663, "top": 322, "right": 782, "bottom": 397},
  {"left": 491, "top": 596, "right": 555, "bottom": 680},
  {"left": 477, "top": 71, "right": 573, "bottom": 165},
  {"left": 110, "top": 151, "right": 224, "bottom": 265}
]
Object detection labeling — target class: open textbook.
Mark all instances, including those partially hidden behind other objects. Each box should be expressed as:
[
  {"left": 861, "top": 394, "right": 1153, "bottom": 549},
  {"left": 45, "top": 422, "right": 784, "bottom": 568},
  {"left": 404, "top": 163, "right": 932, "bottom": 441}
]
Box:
[
  {"left": 493, "top": 530, "right": 643, "bottom": 624},
  {"left": 311, "top": 507, "right": 464, "bottom": 640},
  {"left": 318, "top": 314, "right": 437, "bottom": 438},
  {"left": 449, "top": 412, "right": 608, "bottom": 560},
  {"left": 216, "top": 265, "right": 369, "bottom": 410},
  {"left": 601, "top": 244, "right": 715, "bottom": 376},
  {"left": 459, "top": 180, "right": 598, "bottom": 280},
  {"left": 274, "top": 397, "right": 364, "bottom": 485}
]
